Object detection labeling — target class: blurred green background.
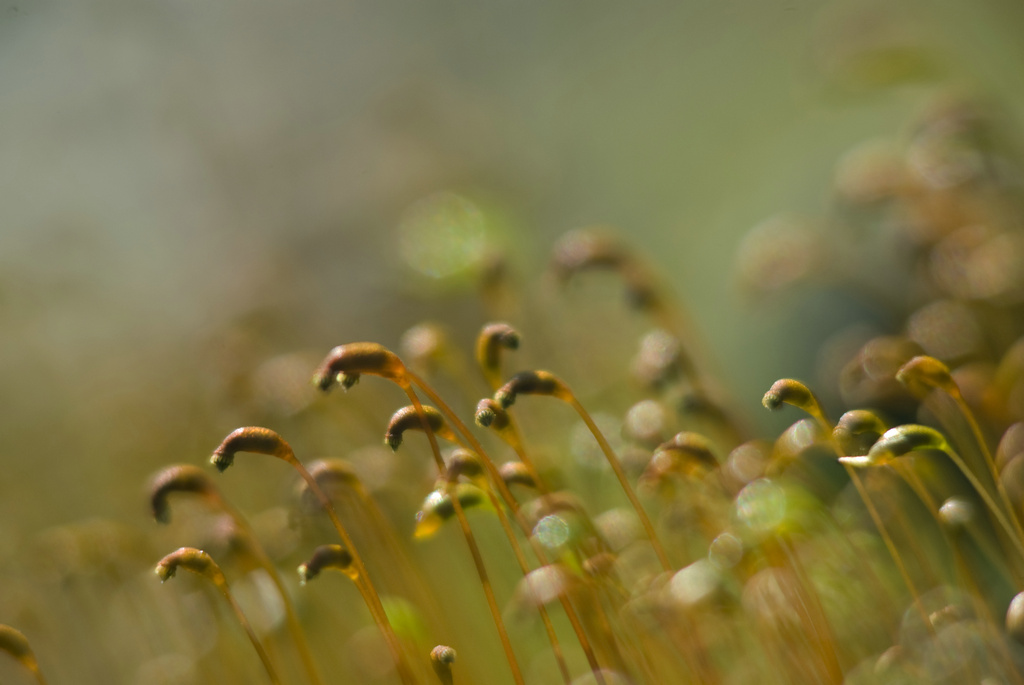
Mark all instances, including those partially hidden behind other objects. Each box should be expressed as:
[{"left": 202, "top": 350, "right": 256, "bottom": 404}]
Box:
[{"left": 3, "top": 0, "right": 1024, "bottom": 680}]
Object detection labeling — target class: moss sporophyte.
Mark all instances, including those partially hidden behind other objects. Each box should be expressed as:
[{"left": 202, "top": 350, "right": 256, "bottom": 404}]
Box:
[
  {"left": 11, "top": 97, "right": 1023, "bottom": 685},
  {"left": 141, "top": 102, "right": 1024, "bottom": 684}
]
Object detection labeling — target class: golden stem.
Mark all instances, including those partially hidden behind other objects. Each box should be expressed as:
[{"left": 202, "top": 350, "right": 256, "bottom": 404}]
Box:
[
  {"left": 566, "top": 395, "right": 672, "bottom": 572},
  {"left": 952, "top": 392, "right": 1024, "bottom": 546},
  {"left": 401, "top": 385, "right": 525, "bottom": 685},
  {"left": 940, "top": 446, "right": 1024, "bottom": 562},
  {"left": 407, "top": 372, "right": 608, "bottom": 684},
  {"left": 211, "top": 576, "right": 283, "bottom": 685},
  {"left": 289, "top": 459, "right": 419, "bottom": 685},
  {"left": 844, "top": 464, "right": 936, "bottom": 638},
  {"left": 220, "top": 500, "right": 324, "bottom": 685}
]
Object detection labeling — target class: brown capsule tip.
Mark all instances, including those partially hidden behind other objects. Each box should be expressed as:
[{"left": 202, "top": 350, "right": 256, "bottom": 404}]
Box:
[
  {"left": 834, "top": 410, "right": 888, "bottom": 441},
  {"left": 155, "top": 547, "right": 220, "bottom": 584},
  {"left": 149, "top": 464, "right": 219, "bottom": 524},
  {"left": 494, "top": 370, "right": 566, "bottom": 409},
  {"left": 414, "top": 485, "right": 489, "bottom": 538},
  {"left": 474, "top": 402, "right": 496, "bottom": 427},
  {"left": 400, "top": 322, "right": 447, "bottom": 370},
  {"left": 312, "top": 342, "right": 406, "bottom": 392},
  {"left": 896, "top": 355, "right": 958, "bottom": 398},
  {"left": 477, "top": 323, "right": 521, "bottom": 374},
  {"left": 494, "top": 388, "right": 515, "bottom": 409},
  {"left": 551, "top": 228, "right": 628, "bottom": 282},
  {"left": 582, "top": 552, "right": 617, "bottom": 578},
  {"left": 305, "top": 459, "right": 360, "bottom": 489},
  {"left": 648, "top": 432, "right": 719, "bottom": 479},
  {"left": 446, "top": 449, "right": 484, "bottom": 483},
  {"left": 623, "top": 272, "right": 659, "bottom": 311},
  {"left": 474, "top": 398, "right": 509, "bottom": 430},
  {"left": 430, "top": 644, "right": 457, "bottom": 666},
  {"left": 297, "top": 544, "right": 354, "bottom": 584},
  {"left": 833, "top": 410, "right": 888, "bottom": 455},
  {"left": 426, "top": 485, "right": 486, "bottom": 518},
  {"left": 867, "top": 425, "right": 947, "bottom": 463},
  {"left": 211, "top": 427, "right": 291, "bottom": 472},
  {"left": 677, "top": 392, "right": 733, "bottom": 429},
  {"left": 298, "top": 459, "right": 362, "bottom": 511},
  {"left": 632, "top": 329, "right": 689, "bottom": 388},
  {"left": 430, "top": 644, "right": 457, "bottom": 683},
  {"left": 521, "top": 491, "right": 590, "bottom": 529},
  {"left": 762, "top": 378, "right": 818, "bottom": 414},
  {"left": 660, "top": 432, "right": 718, "bottom": 463},
  {"left": 0, "top": 625, "right": 33, "bottom": 664},
  {"left": 384, "top": 405, "right": 452, "bottom": 451},
  {"left": 499, "top": 461, "right": 537, "bottom": 490},
  {"left": 209, "top": 452, "right": 233, "bottom": 473}
]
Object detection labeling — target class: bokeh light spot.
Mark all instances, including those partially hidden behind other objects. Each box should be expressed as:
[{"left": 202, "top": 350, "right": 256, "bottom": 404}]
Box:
[
  {"left": 535, "top": 514, "right": 571, "bottom": 550},
  {"left": 736, "top": 478, "right": 787, "bottom": 534},
  {"left": 399, "top": 192, "right": 487, "bottom": 279}
]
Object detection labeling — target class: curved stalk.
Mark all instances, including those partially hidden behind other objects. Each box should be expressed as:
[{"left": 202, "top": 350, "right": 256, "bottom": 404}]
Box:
[
  {"left": 211, "top": 429, "right": 417, "bottom": 685},
  {"left": 407, "top": 371, "right": 608, "bottom": 684},
  {"left": 156, "top": 548, "right": 282, "bottom": 685},
  {"left": 0, "top": 625, "right": 48, "bottom": 685},
  {"left": 491, "top": 370, "right": 671, "bottom": 571},
  {"left": 400, "top": 385, "right": 526, "bottom": 685}
]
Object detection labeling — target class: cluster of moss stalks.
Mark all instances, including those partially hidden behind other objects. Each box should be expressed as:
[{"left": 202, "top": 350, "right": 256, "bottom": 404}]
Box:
[{"left": 8, "top": 95, "right": 1024, "bottom": 684}]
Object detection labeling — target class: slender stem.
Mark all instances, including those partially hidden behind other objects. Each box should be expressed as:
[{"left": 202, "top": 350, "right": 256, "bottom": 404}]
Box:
[
  {"left": 479, "top": 356, "right": 552, "bottom": 495},
  {"left": 952, "top": 392, "right": 1024, "bottom": 545},
  {"left": 291, "top": 460, "right": 419, "bottom": 685},
  {"left": 577, "top": 582, "right": 632, "bottom": 680},
  {"left": 213, "top": 578, "right": 283, "bottom": 685},
  {"left": 889, "top": 465, "right": 958, "bottom": 586},
  {"left": 889, "top": 498, "right": 943, "bottom": 588},
  {"left": 356, "top": 485, "right": 453, "bottom": 640},
  {"left": 407, "top": 372, "right": 608, "bottom": 683},
  {"left": 425, "top": 328, "right": 580, "bottom": 677},
  {"left": 807, "top": 409, "right": 935, "bottom": 640},
  {"left": 483, "top": 485, "right": 573, "bottom": 684},
  {"left": 475, "top": 420, "right": 625, "bottom": 680},
  {"left": 825, "top": 514, "right": 901, "bottom": 638},
  {"left": 221, "top": 501, "right": 324, "bottom": 685},
  {"left": 276, "top": 585, "right": 323, "bottom": 685},
  {"left": 409, "top": 373, "right": 522, "bottom": 514},
  {"left": 481, "top": 427, "right": 618, "bottom": 679},
  {"left": 434, "top": 664, "right": 454, "bottom": 685},
  {"left": 777, "top": 538, "right": 843, "bottom": 684},
  {"left": 500, "top": 421, "right": 552, "bottom": 496},
  {"left": 903, "top": 461, "right": 1020, "bottom": 587},
  {"left": 754, "top": 616, "right": 802, "bottom": 685},
  {"left": 843, "top": 464, "right": 936, "bottom": 638},
  {"left": 894, "top": 462, "right": 1024, "bottom": 685},
  {"left": 401, "top": 385, "right": 525, "bottom": 685},
  {"left": 566, "top": 395, "right": 672, "bottom": 572},
  {"left": 941, "top": 447, "right": 1024, "bottom": 562},
  {"left": 26, "top": 660, "right": 47, "bottom": 685},
  {"left": 451, "top": 487, "right": 525, "bottom": 685},
  {"left": 661, "top": 612, "right": 713, "bottom": 683}
]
